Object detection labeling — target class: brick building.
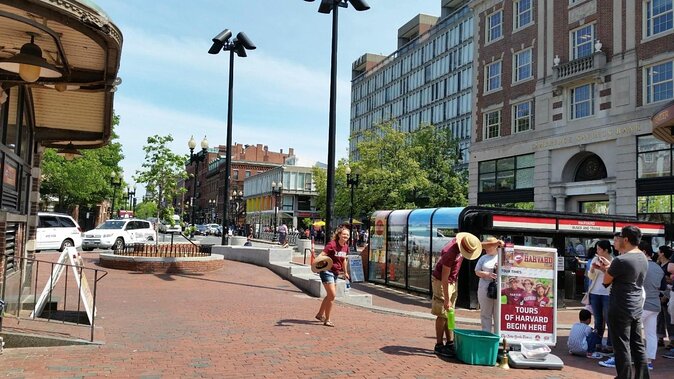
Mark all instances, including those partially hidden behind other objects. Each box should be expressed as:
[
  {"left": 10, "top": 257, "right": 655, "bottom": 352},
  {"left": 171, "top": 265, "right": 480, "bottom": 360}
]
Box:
[
  {"left": 182, "top": 143, "right": 293, "bottom": 227},
  {"left": 469, "top": 0, "right": 674, "bottom": 236}
]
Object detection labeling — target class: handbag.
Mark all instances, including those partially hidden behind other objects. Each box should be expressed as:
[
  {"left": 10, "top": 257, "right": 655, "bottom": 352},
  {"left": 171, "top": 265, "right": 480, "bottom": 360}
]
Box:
[{"left": 487, "top": 279, "right": 498, "bottom": 299}]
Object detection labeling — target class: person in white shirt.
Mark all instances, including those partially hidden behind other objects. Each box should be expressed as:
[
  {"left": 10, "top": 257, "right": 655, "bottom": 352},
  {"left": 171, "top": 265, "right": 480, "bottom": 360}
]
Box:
[{"left": 568, "top": 309, "right": 603, "bottom": 358}]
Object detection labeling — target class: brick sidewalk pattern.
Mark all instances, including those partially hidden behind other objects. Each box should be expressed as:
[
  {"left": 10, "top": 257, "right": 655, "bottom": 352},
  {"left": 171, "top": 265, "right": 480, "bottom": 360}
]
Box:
[{"left": 0, "top": 252, "right": 671, "bottom": 378}]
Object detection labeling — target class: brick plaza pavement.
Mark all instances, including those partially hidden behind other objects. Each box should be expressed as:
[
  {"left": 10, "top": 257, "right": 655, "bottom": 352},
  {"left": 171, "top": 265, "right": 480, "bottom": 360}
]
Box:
[{"left": 1, "top": 252, "right": 672, "bottom": 378}]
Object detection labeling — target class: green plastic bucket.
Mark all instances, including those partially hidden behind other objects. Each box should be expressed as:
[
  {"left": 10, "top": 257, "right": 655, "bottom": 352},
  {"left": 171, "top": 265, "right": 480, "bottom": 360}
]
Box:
[{"left": 454, "top": 329, "right": 500, "bottom": 366}]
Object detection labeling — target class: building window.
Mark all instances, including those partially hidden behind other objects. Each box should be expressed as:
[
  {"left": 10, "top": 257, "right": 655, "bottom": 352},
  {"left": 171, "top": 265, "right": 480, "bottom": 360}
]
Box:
[
  {"left": 479, "top": 153, "right": 535, "bottom": 192},
  {"left": 580, "top": 201, "right": 609, "bottom": 214},
  {"left": 513, "top": 101, "right": 533, "bottom": 133},
  {"left": 485, "top": 60, "right": 502, "bottom": 92},
  {"left": 245, "top": 170, "right": 251, "bottom": 178},
  {"left": 514, "top": 48, "right": 533, "bottom": 82},
  {"left": 646, "top": 0, "right": 673, "bottom": 37},
  {"left": 486, "top": 10, "right": 503, "bottom": 43},
  {"left": 515, "top": 0, "right": 533, "bottom": 29},
  {"left": 570, "top": 83, "right": 595, "bottom": 119},
  {"left": 637, "top": 134, "right": 672, "bottom": 178},
  {"left": 638, "top": 195, "right": 673, "bottom": 223},
  {"left": 646, "top": 60, "right": 673, "bottom": 104},
  {"left": 484, "top": 110, "right": 501, "bottom": 139},
  {"left": 571, "top": 24, "right": 595, "bottom": 59},
  {"left": 233, "top": 170, "right": 239, "bottom": 180}
]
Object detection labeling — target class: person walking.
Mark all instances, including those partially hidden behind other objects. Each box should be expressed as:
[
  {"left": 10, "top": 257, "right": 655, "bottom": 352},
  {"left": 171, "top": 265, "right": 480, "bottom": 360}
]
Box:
[
  {"left": 656, "top": 246, "right": 674, "bottom": 350},
  {"left": 595, "top": 225, "right": 650, "bottom": 378},
  {"left": 278, "top": 222, "right": 288, "bottom": 247},
  {"left": 314, "top": 226, "right": 350, "bottom": 327},
  {"left": 431, "top": 232, "right": 482, "bottom": 357},
  {"left": 639, "top": 244, "right": 665, "bottom": 370},
  {"left": 589, "top": 240, "right": 613, "bottom": 353},
  {"left": 474, "top": 236, "right": 504, "bottom": 333}
]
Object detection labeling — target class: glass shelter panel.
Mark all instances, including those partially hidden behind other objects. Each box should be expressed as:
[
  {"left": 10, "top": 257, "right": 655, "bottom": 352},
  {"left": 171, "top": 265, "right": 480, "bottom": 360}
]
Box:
[
  {"left": 430, "top": 208, "right": 461, "bottom": 269},
  {"left": 368, "top": 211, "right": 390, "bottom": 283},
  {"left": 387, "top": 210, "right": 410, "bottom": 287},
  {"left": 407, "top": 209, "right": 434, "bottom": 291}
]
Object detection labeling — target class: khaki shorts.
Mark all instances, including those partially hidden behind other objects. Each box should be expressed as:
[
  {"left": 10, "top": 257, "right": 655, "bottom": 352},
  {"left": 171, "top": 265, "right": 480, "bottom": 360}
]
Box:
[{"left": 431, "top": 277, "right": 458, "bottom": 318}]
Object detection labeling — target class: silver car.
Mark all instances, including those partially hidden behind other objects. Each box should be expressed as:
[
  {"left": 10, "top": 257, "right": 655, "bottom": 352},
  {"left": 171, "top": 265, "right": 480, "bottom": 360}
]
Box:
[{"left": 82, "top": 219, "right": 156, "bottom": 251}]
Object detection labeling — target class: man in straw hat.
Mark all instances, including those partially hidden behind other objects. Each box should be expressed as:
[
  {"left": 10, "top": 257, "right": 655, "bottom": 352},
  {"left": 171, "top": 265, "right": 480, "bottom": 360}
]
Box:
[{"left": 431, "top": 232, "right": 482, "bottom": 357}]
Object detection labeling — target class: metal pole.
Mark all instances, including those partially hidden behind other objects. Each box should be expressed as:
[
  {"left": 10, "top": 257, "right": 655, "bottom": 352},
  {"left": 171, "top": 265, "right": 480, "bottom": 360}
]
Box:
[
  {"left": 273, "top": 192, "right": 278, "bottom": 242},
  {"left": 111, "top": 186, "right": 117, "bottom": 218},
  {"left": 191, "top": 159, "right": 199, "bottom": 227},
  {"left": 325, "top": 3, "right": 338, "bottom": 240},
  {"left": 349, "top": 178, "right": 354, "bottom": 251},
  {"left": 221, "top": 49, "right": 234, "bottom": 245}
]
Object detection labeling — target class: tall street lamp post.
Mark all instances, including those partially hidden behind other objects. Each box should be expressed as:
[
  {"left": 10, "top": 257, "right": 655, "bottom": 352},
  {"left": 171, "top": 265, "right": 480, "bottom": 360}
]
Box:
[
  {"left": 127, "top": 185, "right": 137, "bottom": 215},
  {"left": 230, "top": 189, "right": 243, "bottom": 232},
  {"left": 188, "top": 135, "right": 209, "bottom": 227},
  {"left": 304, "top": 0, "right": 370, "bottom": 238},
  {"left": 271, "top": 181, "right": 283, "bottom": 242},
  {"left": 345, "top": 165, "right": 359, "bottom": 252},
  {"left": 209, "top": 29, "right": 256, "bottom": 245},
  {"left": 110, "top": 171, "right": 122, "bottom": 218}
]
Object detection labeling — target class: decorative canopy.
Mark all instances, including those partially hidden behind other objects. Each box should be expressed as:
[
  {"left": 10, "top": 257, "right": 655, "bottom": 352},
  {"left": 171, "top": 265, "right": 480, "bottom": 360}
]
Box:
[
  {"left": 0, "top": 0, "right": 123, "bottom": 149},
  {"left": 652, "top": 100, "right": 674, "bottom": 145}
]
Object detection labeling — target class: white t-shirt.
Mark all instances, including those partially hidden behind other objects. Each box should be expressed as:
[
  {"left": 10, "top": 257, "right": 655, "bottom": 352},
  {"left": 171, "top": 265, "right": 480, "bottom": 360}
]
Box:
[
  {"left": 474, "top": 253, "right": 498, "bottom": 290},
  {"left": 589, "top": 257, "right": 610, "bottom": 296}
]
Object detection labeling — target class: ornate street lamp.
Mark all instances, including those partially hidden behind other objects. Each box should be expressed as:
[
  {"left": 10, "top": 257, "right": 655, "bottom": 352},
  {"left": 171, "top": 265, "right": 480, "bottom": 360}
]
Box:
[
  {"left": 345, "top": 165, "right": 359, "bottom": 252},
  {"left": 109, "top": 171, "right": 122, "bottom": 218},
  {"left": 188, "top": 135, "right": 209, "bottom": 227},
  {"left": 126, "top": 185, "right": 137, "bottom": 215},
  {"left": 304, "top": 0, "right": 370, "bottom": 239},
  {"left": 271, "top": 181, "right": 283, "bottom": 242},
  {"left": 230, "top": 189, "right": 244, "bottom": 231}
]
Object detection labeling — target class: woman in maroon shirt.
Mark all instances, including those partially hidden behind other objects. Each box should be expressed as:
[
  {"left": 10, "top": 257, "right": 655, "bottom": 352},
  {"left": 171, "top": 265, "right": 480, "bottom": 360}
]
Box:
[{"left": 315, "top": 226, "right": 350, "bottom": 327}]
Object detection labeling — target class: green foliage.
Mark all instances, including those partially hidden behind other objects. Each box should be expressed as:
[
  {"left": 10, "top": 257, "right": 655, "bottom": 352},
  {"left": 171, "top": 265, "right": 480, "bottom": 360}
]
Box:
[
  {"left": 134, "top": 201, "right": 158, "bottom": 219},
  {"left": 40, "top": 114, "right": 124, "bottom": 210},
  {"left": 312, "top": 122, "right": 467, "bottom": 219},
  {"left": 134, "top": 134, "right": 188, "bottom": 223},
  {"left": 301, "top": 217, "right": 313, "bottom": 230}
]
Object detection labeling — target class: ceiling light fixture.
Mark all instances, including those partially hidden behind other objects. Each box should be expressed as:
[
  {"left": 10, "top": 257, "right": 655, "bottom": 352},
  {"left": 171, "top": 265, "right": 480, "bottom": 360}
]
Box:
[
  {"left": 56, "top": 142, "right": 82, "bottom": 161},
  {"left": 0, "top": 34, "right": 62, "bottom": 83}
]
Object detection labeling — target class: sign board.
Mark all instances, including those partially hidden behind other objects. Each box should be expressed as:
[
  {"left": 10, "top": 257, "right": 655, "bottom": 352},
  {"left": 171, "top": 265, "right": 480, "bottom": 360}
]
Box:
[
  {"left": 558, "top": 219, "right": 613, "bottom": 233},
  {"left": 557, "top": 257, "right": 565, "bottom": 272},
  {"left": 492, "top": 215, "right": 556, "bottom": 230},
  {"left": 615, "top": 222, "right": 665, "bottom": 236},
  {"left": 30, "top": 247, "right": 96, "bottom": 324},
  {"left": 498, "top": 245, "right": 558, "bottom": 346},
  {"left": 348, "top": 255, "right": 365, "bottom": 283}
]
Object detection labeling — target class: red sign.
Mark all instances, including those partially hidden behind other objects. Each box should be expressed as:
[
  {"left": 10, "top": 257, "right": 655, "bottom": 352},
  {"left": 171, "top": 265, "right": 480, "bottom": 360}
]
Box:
[
  {"left": 493, "top": 215, "right": 556, "bottom": 230},
  {"left": 501, "top": 305, "right": 554, "bottom": 334},
  {"left": 615, "top": 222, "right": 665, "bottom": 236},
  {"left": 558, "top": 219, "right": 613, "bottom": 233},
  {"left": 375, "top": 219, "right": 385, "bottom": 236},
  {"left": 3, "top": 164, "right": 16, "bottom": 188}
]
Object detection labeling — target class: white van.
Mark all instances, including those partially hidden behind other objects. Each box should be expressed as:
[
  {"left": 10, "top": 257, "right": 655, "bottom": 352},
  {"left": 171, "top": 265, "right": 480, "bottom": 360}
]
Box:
[
  {"left": 82, "top": 219, "right": 156, "bottom": 251},
  {"left": 159, "top": 214, "right": 182, "bottom": 234},
  {"left": 35, "top": 212, "right": 83, "bottom": 252}
]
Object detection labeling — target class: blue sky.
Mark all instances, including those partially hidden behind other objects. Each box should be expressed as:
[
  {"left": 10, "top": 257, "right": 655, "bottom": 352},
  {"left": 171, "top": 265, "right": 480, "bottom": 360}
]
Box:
[{"left": 94, "top": 0, "right": 441, "bottom": 195}]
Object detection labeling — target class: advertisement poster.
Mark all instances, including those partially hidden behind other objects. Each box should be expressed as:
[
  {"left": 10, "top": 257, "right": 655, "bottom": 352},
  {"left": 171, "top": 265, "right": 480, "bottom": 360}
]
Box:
[
  {"left": 368, "top": 211, "right": 389, "bottom": 282},
  {"left": 498, "top": 245, "right": 557, "bottom": 345}
]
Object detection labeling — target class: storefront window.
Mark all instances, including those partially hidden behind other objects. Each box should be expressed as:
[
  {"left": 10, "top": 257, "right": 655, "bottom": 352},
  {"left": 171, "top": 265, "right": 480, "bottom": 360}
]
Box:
[
  {"left": 579, "top": 201, "right": 609, "bottom": 214},
  {"left": 479, "top": 153, "right": 535, "bottom": 192},
  {"left": 638, "top": 195, "right": 673, "bottom": 224},
  {"left": 637, "top": 135, "right": 672, "bottom": 178}
]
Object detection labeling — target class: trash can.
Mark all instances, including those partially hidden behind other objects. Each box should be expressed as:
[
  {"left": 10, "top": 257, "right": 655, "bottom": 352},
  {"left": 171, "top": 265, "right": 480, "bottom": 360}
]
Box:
[
  {"left": 200, "top": 244, "right": 214, "bottom": 255},
  {"left": 564, "top": 270, "right": 576, "bottom": 300}
]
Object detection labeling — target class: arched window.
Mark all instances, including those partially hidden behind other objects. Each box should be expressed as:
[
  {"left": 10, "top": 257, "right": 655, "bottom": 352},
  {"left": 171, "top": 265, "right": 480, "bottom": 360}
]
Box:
[{"left": 574, "top": 154, "right": 607, "bottom": 181}]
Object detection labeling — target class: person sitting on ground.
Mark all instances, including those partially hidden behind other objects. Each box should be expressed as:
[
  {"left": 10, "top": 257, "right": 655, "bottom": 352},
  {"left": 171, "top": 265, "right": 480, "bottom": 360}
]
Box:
[{"left": 568, "top": 309, "right": 604, "bottom": 359}]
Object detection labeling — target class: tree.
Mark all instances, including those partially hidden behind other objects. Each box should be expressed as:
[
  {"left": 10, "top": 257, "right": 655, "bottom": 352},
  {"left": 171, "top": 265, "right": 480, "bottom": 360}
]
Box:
[
  {"left": 40, "top": 114, "right": 124, "bottom": 211},
  {"left": 134, "top": 134, "right": 188, "bottom": 224},
  {"left": 133, "top": 200, "right": 158, "bottom": 220},
  {"left": 312, "top": 122, "right": 467, "bottom": 222}
]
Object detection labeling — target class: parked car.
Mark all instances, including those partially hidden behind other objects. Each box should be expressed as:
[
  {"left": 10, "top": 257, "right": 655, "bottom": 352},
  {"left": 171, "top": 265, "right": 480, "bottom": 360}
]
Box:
[
  {"left": 158, "top": 214, "right": 182, "bottom": 234},
  {"left": 35, "top": 212, "right": 83, "bottom": 252},
  {"left": 82, "top": 219, "right": 156, "bottom": 251},
  {"left": 194, "top": 224, "right": 208, "bottom": 235},
  {"left": 205, "top": 223, "right": 221, "bottom": 236}
]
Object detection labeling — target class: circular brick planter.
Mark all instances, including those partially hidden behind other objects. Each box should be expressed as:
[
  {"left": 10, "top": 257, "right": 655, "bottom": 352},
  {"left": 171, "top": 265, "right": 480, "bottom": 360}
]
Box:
[{"left": 99, "top": 253, "right": 224, "bottom": 273}]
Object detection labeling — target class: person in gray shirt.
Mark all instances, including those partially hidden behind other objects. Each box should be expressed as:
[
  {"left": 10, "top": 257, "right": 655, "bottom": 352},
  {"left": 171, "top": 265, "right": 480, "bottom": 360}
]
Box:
[
  {"left": 595, "top": 225, "right": 649, "bottom": 378},
  {"left": 640, "top": 243, "right": 666, "bottom": 369}
]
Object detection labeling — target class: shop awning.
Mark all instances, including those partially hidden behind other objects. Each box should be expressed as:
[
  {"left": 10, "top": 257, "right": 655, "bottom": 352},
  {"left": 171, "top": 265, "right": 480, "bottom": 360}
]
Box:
[
  {"left": 0, "top": 0, "right": 122, "bottom": 149},
  {"left": 652, "top": 100, "right": 674, "bottom": 145}
]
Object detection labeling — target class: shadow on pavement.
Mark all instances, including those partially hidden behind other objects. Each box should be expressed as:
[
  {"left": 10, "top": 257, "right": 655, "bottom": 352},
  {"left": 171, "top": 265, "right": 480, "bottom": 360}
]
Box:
[
  {"left": 275, "top": 319, "right": 324, "bottom": 327},
  {"left": 380, "top": 345, "right": 437, "bottom": 357},
  {"left": 351, "top": 282, "right": 431, "bottom": 307}
]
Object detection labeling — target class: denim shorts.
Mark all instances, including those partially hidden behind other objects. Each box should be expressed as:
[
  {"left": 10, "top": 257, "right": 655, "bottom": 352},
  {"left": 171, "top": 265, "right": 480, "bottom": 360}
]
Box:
[{"left": 319, "top": 270, "right": 338, "bottom": 284}]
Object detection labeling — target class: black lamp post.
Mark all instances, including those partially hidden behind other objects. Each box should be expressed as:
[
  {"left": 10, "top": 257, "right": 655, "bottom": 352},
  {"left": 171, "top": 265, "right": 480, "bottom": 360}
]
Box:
[
  {"left": 109, "top": 171, "right": 122, "bottom": 218},
  {"left": 208, "top": 199, "right": 216, "bottom": 223},
  {"left": 188, "top": 135, "right": 209, "bottom": 227},
  {"left": 304, "top": 0, "right": 370, "bottom": 239},
  {"left": 230, "top": 189, "right": 243, "bottom": 232},
  {"left": 126, "top": 185, "right": 137, "bottom": 216},
  {"left": 209, "top": 29, "right": 256, "bottom": 245},
  {"left": 271, "top": 181, "right": 283, "bottom": 242},
  {"left": 345, "top": 165, "right": 359, "bottom": 252}
]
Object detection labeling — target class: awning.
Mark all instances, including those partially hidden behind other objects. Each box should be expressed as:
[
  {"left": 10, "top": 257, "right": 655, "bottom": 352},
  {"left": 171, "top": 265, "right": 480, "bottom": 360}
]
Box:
[
  {"left": 0, "top": 0, "right": 123, "bottom": 149},
  {"left": 652, "top": 100, "right": 674, "bottom": 145}
]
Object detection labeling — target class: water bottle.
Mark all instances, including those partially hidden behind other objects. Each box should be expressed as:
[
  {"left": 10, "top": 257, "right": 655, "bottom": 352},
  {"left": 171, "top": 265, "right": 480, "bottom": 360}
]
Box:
[
  {"left": 446, "top": 308, "right": 455, "bottom": 330},
  {"left": 345, "top": 279, "right": 351, "bottom": 291}
]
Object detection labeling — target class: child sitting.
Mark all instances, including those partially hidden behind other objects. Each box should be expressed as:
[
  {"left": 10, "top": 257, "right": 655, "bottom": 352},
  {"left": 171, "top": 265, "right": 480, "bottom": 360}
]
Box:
[{"left": 568, "top": 309, "right": 603, "bottom": 359}]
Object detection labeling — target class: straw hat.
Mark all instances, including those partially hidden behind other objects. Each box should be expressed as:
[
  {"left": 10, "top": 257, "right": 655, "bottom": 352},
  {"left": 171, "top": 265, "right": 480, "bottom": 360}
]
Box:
[
  {"left": 455, "top": 232, "right": 482, "bottom": 260},
  {"left": 481, "top": 236, "right": 504, "bottom": 247},
  {"left": 311, "top": 255, "right": 333, "bottom": 273}
]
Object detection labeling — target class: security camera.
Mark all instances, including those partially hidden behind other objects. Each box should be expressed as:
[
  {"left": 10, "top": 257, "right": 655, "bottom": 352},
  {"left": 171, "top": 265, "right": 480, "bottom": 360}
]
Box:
[
  {"left": 235, "top": 32, "right": 256, "bottom": 50},
  {"left": 234, "top": 44, "right": 247, "bottom": 58},
  {"left": 208, "top": 29, "right": 232, "bottom": 54}
]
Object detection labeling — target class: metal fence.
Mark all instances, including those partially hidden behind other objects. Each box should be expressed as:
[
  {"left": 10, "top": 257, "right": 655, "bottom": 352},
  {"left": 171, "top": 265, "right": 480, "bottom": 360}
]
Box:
[
  {"left": 112, "top": 243, "right": 212, "bottom": 257},
  {"left": 257, "top": 232, "right": 302, "bottom": 245},
  {"left": 1, "top": 253, "right": 107, "bottom": 342}
]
